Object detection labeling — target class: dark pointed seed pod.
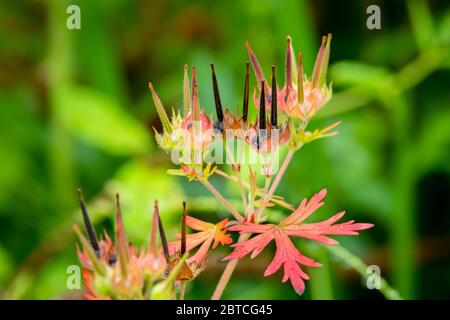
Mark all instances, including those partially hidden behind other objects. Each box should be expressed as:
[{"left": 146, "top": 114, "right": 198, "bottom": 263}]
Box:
[
  {"left": 271, "top": 65, "right": 277, "bottom": 128},
  {"left": 181, "top": 201, "right": 187, "bottom": 255},
  {"left": 155, "top": 201, "right": 170, "bottom": 265},
  {"left": 242, "top": 62, "right": 250, "bottom": 123},
  {"left": 176, "top": 201, "right": 194, "bottom": 282},
  {"left": 77, "top": 189, "right": 99, "bottom": 256},
  {"left": 259, "top": 81, "right": 266, "bottom": 130},
  {"left": 210, "top": 64, "right": 224, "bottom": 123}
]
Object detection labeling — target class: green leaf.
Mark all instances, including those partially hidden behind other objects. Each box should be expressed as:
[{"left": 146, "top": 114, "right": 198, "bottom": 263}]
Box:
[
  {"left": 417, "top": 108, "right": 450, "bottom": 172},
  {"left": 55, "top": 85, "right": 152, "bottom": 155},
  {"left": 406, "top": 0, "right": 435, "bottom": 50},
  {"left": 0, "top": 245, "right": 12, "bottom": 286},
  {"left": 437, "top": 9, "right": 450, "bottom": 46}
]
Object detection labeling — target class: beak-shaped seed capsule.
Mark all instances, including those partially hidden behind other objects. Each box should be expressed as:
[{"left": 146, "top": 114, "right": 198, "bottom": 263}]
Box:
[
  {"left": 183, "top": 64, "right": 191, "bottom": 117},
  {"left": 77, "top": 189, "right": 100, "bottom": 256},
  {"left": 318, "top": 33, "right": 332, "bottom": 88},
  {"left": 312, "top": 34, "right": 332, "bottom": 88},
  {"left": 115, "top": 193, "right": 129, "bottom": 277},
  {"left": 150, "top": 200, "right": 159, "bottom": 258},
  {"left": 285, "top": 37, "right": 293, "bottom": 100},
  {"left": 176, "top": 201, "right": 193, "bottom": 282},
  {"left": 73, "top": 224, "right": 105, "bottom": 276},
  {"left": 156, "top": 201, "right": 170, "bottom": 265},
  {"left": 148, "top": 83, "right": 173, "bottom": 134},
  {"left": 181, "top": 201, "right": 187, "bottom": 255},
  {"left": 297, "top": 52, "right": 304, "bottom": 104},
  {"left": 246, "top": 41, "right": 265, "bottom": 86},
  {"left": 191, "top": 67, "right": 200, "bottom": 122},
  {"left": 271, "top": 65, "right": 277, "bottom": 128},
  {"left": 242, "top": 61, "right": 250, "bottom": 123},
  {"left": 210, "top": 64, "right": 224, "bottom": 123},
  {"left": 259, "top": 81, "right": 266, "bottom": 130}
]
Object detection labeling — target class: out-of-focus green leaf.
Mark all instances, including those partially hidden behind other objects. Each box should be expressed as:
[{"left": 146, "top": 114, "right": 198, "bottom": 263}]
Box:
[
  {"left": 0, "top": 245, "right": 13, "bottom": 285},
  {"left": 418, "top": 108, "right": 450, "bottom": 172},
  {"left": 3, "top": 272, "right": 33, "bottom": 300},
  {"left": 323, "top": 112, "right": 390, "bottom": 223},
  {"left": 437, "top": 9, "right": 450, "bottom": 45},
  {"left": 329, "top": 61, "right": 390, "bottom": 87},
  {"left": 406, "top": 0, "right": 435, "bottom": 50},
  {"left": 104, "top": 160, "right": 185, "bottom": 244},
  {"left": 360, "top": 30, "right": 416, "bottom": 66},
  {"left": 55, "top": 85, "right": 152, "bottom": 156},
  {"left": 32, "top": 253, "right": 77, "bottom": 300}
]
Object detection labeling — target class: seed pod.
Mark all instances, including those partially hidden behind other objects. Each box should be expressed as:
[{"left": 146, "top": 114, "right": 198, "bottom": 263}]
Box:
[
  {"left": 242, "top": 62, "right": 250, "bottom": 123},
  {"left": 210, "top": 64, "right": 224, "bottom": 123},
  {"left": 271, "top": 65, "right": 277, "bottom": 128},
  {"left": 77, "top": 189, "right": 99, "bottom": 256},
  {"left": 259, "top": 81, "right": 266, "bottom": 130}
]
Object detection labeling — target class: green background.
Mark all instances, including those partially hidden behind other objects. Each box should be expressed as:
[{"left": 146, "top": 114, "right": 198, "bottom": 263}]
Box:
[{"left": 0, "top": 0, "right": 449, "bottom": 299}]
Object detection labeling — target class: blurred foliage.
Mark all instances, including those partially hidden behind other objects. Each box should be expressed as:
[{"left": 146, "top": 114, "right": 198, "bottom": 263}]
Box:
[{"left": 0, "top": 0, "right": 449, "bottom": 299}]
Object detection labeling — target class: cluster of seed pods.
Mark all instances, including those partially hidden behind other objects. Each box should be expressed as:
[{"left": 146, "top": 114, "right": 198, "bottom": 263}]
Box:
[
  {"left": 75, "top": 190, "right": 197, "bottom": 299},
  {"left": 149, "top": 34, "right": 332, "bottom": 158}
]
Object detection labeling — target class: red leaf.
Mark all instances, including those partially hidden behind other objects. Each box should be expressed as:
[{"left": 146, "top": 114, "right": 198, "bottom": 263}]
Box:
[
  {"left": 224, "top": 188, "right": 374, "bottom": 295},
  {"left": 168, "top": 216, "right": 233, "bottom": 266}
]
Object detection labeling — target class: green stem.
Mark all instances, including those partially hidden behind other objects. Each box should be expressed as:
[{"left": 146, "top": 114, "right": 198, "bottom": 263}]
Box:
[
  {"left": 225, "top": 143, "right": 248, "bottom": 212},
  {"left": 325, "top": 245, "right": 402, "bottom": 300},
  {"left": 47, "top": 0, "right": 76, "bottom": 216},
  {"left": 388, "top": 96, "right": 416, "bottom": 299},
  {"left": 237, "top": 170, "right": 248, "bottom": 212},
  {"left": 306, "top": 245, "right": 334, "bottom": 300},
  {"left": 255, "top": 149, "right": 295, "bottom": 218},
  {"left": 406, "top": 0, "right": 434, "bottom": 51},
  {"left": 211, "top": 233, "right": 250, "bottom": 300},
  {"left": 265, "top": 149, "right": 294, "bottom": 202}
]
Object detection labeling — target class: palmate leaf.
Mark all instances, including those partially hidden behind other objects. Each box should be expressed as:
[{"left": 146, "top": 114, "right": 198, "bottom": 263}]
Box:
[{"left": 224, "top": 189, "right": 373, "bottom": 295}]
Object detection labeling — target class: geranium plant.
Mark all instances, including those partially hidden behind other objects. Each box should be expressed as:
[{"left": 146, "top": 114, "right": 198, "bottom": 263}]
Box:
[{"left": 74, "top": 35, "right": 377, "bottom": 300}]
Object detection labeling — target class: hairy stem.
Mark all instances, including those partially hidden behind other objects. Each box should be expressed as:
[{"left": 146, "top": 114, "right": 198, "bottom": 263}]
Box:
[
  {"left": 237, "top": 170, "right": 248, "bottom": 213},
  {"left": 211, "top": 233, "right": 250, "bottom": 300},
  {"left": 200, "top": 179, "right": 244, "bottom": 222},
  {"left": 211, "top": 150, "right": 295, "bottom": 299},
  {"left": 388, "top": 96, "right": 416, "bottom": 298},
  {"left": 255, "top": 149, "right": 295, "bottom": 218},
  {"left": 179, "top": 281, "right": 187, "bottom": 300},
  {"left": 266, "top": 149, "right": 295, "bottom": 200},
  {"left": 225, "top": 144, "right": 248, "bottom": 212},
  {"left": 215, "top": 169, "right": 295, "bottom": 210},
  {"left": 254, "top": 175, "right": 272, "bottom": 222}
]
